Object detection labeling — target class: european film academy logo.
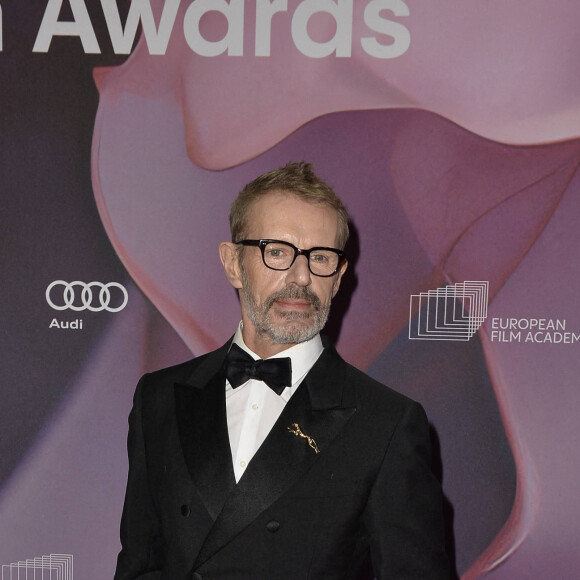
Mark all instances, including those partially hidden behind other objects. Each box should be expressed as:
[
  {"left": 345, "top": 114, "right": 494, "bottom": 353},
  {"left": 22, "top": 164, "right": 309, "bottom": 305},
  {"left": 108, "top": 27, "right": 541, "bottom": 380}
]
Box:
[
  {"left": 2, "top": 553, "right": 73, "bottom": 579},
  {"left": 46, "top": 281, "right": 128, "bottom": 312},
  {"left": 409, "top": 281, "right": 489, "bottom": 341}
]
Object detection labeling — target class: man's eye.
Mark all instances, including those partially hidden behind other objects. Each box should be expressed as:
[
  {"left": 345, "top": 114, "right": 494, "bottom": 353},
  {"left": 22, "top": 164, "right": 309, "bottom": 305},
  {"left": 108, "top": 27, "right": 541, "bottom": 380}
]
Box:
[
  {"left": 266, "top": 246, "right": 289, "bottom": 258},
  {"left": 311, "top": 253, "right": 329, "bottom": 263}
]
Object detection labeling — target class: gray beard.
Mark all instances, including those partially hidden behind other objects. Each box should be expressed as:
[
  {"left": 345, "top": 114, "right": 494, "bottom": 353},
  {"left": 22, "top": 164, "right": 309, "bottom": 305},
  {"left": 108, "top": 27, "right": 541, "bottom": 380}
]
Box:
[{"left": 240, "top": 267, "right": 331, "bottom": 344}]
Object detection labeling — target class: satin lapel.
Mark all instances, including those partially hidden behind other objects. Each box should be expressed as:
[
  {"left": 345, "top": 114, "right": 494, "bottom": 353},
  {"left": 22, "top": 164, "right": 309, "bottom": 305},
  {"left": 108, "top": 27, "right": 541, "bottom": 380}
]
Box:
[
  {"left": 194, "top": 346, "right": 357, "bottom": 567},
  {"left": 174, "top": 343, "right": 236, "bottom": 521}
]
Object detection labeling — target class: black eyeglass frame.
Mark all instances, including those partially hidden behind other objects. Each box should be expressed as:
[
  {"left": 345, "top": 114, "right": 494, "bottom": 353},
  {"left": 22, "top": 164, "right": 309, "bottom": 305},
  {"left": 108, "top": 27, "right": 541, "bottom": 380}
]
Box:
[{"left": 236, "top": 239, "right": 346, "bottom": 277}]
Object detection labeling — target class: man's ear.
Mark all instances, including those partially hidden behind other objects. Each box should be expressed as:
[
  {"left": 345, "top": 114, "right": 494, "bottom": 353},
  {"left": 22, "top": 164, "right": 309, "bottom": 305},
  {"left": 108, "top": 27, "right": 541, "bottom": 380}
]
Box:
[
  {"left": 331, "top": 260, "right": 348, "bottom": 298},
  {"left": 219, "top": 242, "right": 243, "bottom": 289}
]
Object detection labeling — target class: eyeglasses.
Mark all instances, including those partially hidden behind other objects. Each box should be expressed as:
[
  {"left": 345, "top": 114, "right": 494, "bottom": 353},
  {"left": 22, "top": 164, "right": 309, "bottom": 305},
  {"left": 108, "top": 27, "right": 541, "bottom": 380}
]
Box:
[{"left": 236, "top": 239, "right": 346, "bottom": 277}]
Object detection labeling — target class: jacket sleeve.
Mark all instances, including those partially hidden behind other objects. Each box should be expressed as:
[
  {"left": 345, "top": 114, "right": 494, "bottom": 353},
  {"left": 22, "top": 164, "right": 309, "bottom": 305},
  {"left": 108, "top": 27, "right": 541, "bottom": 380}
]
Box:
[
  {"left": 114, "top": 376, "right": 164, "bottom": 580},
  {"left": 362, "top": 401, "right": 450, "bottom": 579}
]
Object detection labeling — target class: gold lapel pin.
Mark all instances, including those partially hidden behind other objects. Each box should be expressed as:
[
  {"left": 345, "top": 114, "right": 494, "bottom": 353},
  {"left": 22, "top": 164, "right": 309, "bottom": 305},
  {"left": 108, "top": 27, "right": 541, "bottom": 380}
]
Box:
[{"left": 287, "top": 422, "right": 320, "bottom": 454}]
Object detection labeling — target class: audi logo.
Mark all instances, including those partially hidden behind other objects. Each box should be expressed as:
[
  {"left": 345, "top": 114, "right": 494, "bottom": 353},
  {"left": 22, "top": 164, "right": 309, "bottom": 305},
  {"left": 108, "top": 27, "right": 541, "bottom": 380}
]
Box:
[{"left": 46, "top": 281, "right": 129, "bottom": 312}]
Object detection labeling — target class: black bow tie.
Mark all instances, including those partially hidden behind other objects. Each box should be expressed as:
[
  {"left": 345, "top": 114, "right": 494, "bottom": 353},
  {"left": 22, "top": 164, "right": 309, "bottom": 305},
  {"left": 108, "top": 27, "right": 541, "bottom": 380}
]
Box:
[{"left": 225, "top": 343, "right": 292, "bottom": 395}]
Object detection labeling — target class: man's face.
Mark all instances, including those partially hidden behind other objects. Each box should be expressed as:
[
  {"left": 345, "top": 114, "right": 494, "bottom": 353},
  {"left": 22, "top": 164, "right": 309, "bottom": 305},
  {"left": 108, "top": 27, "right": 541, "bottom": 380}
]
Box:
[{"left": 221, "top": 191, "right": 346, "bottom": 356}]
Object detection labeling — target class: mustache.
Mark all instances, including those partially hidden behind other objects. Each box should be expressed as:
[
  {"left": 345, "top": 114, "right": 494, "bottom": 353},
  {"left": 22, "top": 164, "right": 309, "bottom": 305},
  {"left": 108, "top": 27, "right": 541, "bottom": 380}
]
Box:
[{"left": 265, "top": 286, "right": 321, "bottom": 311}]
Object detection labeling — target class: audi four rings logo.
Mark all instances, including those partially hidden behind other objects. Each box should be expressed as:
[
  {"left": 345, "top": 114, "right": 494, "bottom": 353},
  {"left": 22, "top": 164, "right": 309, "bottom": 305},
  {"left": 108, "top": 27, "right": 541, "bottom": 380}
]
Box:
[{"left": 46, "top": 281, "right": 129, "bottom": 312}]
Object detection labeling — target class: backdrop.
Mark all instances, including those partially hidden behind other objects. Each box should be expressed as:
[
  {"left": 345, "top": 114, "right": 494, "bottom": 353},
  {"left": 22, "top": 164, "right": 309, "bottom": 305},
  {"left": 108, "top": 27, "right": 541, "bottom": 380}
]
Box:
[{"left": 2, "top": 1, "right": 580, "bottom": 578}]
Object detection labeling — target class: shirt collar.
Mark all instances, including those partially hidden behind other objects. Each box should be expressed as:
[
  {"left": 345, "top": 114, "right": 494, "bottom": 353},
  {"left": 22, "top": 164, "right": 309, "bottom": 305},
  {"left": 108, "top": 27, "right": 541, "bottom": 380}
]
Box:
[{"left": 231, "top": 322, "right": 324, "bottom": 388}]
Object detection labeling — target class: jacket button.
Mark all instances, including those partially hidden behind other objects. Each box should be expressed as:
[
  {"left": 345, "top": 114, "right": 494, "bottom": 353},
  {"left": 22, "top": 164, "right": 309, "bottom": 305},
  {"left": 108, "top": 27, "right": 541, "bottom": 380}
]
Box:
[
  {"left": 266, "top": 520, "right": 280, "bottom": 533},
  {"left": 192, "top": 573, "right": 203, "bottom": 580},
  {"left": 181, "top": 504, "right": 191, "bottom": 517}
]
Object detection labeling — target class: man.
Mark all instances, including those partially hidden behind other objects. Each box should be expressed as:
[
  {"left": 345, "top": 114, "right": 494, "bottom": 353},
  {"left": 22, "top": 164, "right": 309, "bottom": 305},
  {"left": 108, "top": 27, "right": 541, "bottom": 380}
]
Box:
[{"left": 114, "top": 162, "right": 450, "bottom": 579}]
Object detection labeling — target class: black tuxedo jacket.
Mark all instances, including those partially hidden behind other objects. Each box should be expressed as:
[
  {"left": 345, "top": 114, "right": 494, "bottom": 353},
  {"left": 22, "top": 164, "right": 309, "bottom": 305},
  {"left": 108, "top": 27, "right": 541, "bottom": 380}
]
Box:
[{"left": 114, "top": 339, "right": 449, "bottom": 580}]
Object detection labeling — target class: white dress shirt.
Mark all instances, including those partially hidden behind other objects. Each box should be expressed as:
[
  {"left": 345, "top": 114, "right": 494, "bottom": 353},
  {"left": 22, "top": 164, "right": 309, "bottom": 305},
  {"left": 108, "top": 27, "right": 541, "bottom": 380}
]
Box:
[{"left": 226, "top": 324, "right": 324, "bottom": 482}]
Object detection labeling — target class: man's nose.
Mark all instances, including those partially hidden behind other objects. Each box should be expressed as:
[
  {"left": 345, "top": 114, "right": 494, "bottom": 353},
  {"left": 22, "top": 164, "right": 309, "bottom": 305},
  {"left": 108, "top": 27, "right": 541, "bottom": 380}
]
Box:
[{"left": 285, "top": 255, "right": 312, "bottom": 286}]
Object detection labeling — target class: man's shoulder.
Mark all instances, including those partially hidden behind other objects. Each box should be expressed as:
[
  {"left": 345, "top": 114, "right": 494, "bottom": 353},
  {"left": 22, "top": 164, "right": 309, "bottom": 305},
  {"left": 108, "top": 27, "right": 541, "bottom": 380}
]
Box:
[
  {"left": 319, "top": 341, "right": 419, "bottom": 413},
  {"left": 341, "top": 356, "right": 416, "bottom": 408},
  {"left": 137, "top": 341, "right": 230, "bottom": 393},
  {"left": 142, "top": 356, "right": 198, "bottom": 384}
]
